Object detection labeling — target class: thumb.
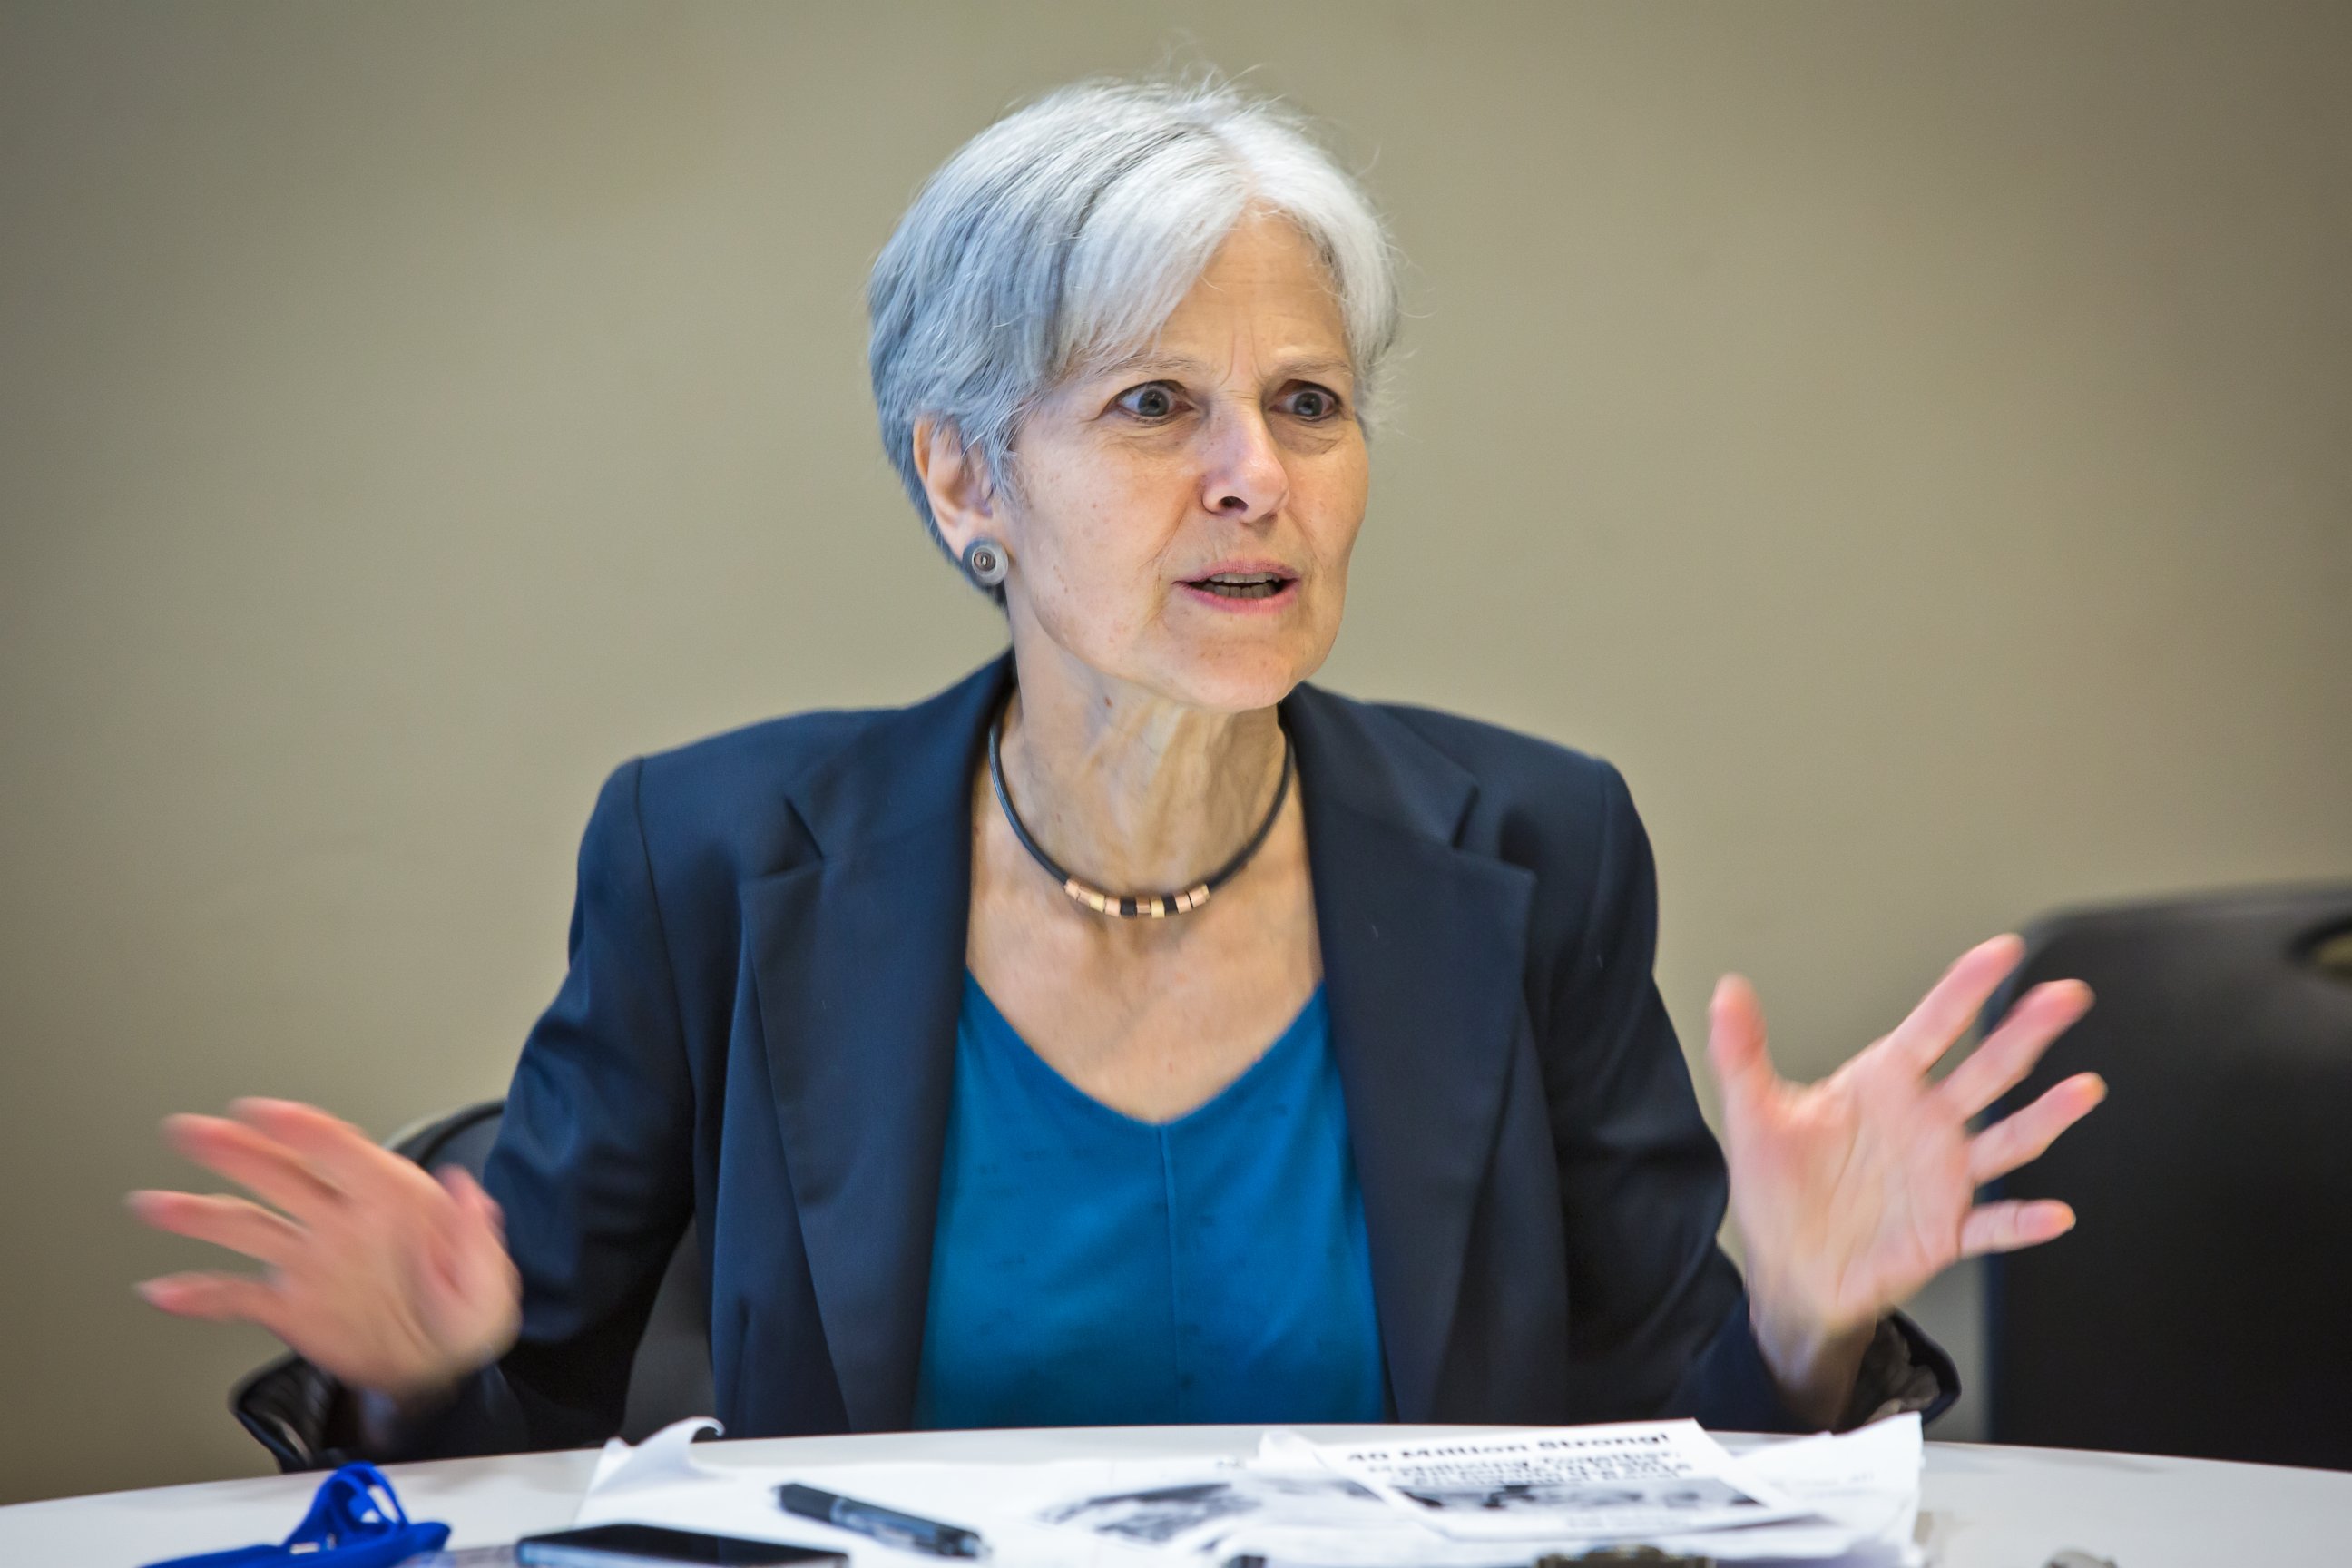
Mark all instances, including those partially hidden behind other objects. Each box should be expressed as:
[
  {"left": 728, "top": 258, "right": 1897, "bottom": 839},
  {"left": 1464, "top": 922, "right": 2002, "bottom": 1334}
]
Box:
[
  {"left": 1706, "top": 973, "right": 1778, "bottom": 1109},
  {"left": 437, "top": 1164, "right": 505, "bottom": 1246},
  {"left": 424, "top": 1169, "right": 515, "bottom": 1328}
]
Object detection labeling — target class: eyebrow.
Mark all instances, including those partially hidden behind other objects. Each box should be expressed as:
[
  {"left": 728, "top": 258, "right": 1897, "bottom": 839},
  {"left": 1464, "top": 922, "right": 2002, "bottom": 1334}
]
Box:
[{"left": 1093, "top": 350, "right": 1355, "bottom": 383}]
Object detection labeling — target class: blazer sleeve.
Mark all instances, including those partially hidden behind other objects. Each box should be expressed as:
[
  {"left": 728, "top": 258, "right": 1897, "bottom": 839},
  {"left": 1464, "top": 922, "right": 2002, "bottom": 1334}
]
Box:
[
  {"left": 1540, "top": 760, "right": 1955, "bottom": 1432},
  {"left": 359, "top": 757, "right": 700, "bottom": 1459}
]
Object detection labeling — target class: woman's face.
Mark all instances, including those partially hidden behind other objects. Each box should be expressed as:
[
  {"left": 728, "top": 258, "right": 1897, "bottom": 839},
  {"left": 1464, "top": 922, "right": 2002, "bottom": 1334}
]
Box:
[{"left": 975, "top": 212, "right": 1370, "bottom": 714}]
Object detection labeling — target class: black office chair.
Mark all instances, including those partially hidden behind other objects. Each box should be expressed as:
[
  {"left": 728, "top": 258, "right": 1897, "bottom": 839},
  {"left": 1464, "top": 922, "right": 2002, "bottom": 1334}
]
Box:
[
  {"left": 230, "top": 1100, "right": 715, "bottom": 1470},
  {"left": 1981, "top": 883, "right": 2352, "bottom": 1468}
]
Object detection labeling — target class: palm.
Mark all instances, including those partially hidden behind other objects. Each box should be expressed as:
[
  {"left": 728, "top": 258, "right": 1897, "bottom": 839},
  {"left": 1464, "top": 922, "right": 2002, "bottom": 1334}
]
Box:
[
  {"left": 248, "top": 1143, "right": 517, "bottom": 1391},
  {"left": 1707, "top": 936, "right": 2105, "bottom": 1341}
]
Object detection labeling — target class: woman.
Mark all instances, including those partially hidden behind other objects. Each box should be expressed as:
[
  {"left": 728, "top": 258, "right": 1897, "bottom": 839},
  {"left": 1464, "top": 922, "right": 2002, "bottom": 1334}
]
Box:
[{"left": 132, "top": 77, "right": 2102, "bottom": 1455}]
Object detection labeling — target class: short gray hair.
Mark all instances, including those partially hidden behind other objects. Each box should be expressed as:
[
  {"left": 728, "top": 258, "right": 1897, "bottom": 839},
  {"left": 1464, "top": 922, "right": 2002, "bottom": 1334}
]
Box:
[{"left": 867, "top": 74, "right": 1402, "bottom": 572}]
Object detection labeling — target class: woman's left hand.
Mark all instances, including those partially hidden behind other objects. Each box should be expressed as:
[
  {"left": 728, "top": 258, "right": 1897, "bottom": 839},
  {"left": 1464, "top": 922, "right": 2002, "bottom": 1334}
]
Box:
[{"left": 1704, "top": 933, "right": 2106, "bottom": 1426}]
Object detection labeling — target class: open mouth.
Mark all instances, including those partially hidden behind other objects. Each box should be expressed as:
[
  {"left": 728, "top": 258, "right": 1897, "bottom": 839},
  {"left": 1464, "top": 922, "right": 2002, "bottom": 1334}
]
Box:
[{"left": 1184, "top": 571, "right": 1295, "bottom": 601}]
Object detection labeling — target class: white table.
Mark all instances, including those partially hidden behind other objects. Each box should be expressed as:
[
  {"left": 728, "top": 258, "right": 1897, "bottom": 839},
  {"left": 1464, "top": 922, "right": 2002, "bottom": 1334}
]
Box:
[{"left": 3, "top": 1426, "right": 2346, "bottom": 1568}]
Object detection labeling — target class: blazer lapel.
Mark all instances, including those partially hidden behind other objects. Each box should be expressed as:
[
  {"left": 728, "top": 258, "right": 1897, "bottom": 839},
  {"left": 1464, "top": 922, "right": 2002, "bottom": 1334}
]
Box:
[
  {"left": 740, "top": 656, "right": 1011, "bottom": 1432},
  {"left": 1284, "top": 687, "right": 1536, "bottom": 1424}
]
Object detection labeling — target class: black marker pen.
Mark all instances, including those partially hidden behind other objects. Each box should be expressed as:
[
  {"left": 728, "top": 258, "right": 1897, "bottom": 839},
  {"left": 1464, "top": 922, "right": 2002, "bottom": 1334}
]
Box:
[{"left": 776, "top": 1483, "right": 985, "bottom": 1559}]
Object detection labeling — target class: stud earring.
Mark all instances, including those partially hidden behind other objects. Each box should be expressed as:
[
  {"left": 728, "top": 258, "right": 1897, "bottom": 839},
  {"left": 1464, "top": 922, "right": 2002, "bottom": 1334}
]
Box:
[{"left": 962, "top": 538, "right": 1010, "bottom": 588}]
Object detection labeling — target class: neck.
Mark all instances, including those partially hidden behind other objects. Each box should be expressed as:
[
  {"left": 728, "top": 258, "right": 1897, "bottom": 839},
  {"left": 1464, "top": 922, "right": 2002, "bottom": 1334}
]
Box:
[{"left": 997, "top": 642, "right": 1289, "bottom": 897}]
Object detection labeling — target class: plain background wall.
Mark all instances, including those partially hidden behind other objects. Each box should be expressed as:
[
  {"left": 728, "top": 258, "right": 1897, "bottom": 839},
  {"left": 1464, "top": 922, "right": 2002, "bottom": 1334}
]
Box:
[{"left": 3, "top": 0, "right": 2347, "bottom": 1504}]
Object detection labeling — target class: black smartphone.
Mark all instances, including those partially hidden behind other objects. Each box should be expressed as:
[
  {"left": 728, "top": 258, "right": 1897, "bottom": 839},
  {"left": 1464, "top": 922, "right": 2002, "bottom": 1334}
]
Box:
[{"left": 516, "top": 1523, "right": 848, "bottom": 1567}]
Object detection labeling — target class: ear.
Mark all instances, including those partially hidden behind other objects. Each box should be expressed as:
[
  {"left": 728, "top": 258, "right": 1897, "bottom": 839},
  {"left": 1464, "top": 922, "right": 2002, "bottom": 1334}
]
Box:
[{"left": 910, "top": 415, "right": 1000, "bottom": 559}]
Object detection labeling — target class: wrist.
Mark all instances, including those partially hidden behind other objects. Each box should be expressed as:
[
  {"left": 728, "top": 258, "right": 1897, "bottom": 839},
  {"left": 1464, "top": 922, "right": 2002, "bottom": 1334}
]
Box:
[{"left": 1747, "top": 1296, "right": 1874, "bottom": 1430}]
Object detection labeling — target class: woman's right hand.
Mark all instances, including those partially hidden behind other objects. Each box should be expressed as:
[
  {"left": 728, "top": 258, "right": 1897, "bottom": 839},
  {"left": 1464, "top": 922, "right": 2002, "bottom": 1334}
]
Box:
[{"left": 131, "top": 1097, "right": 523, "bottom": 1408}]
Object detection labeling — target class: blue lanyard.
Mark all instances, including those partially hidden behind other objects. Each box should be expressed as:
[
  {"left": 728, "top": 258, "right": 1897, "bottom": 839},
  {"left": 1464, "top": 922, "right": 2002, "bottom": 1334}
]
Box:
[{"left": 144, "top": 1462, "right": 451, "bottom": 1568}]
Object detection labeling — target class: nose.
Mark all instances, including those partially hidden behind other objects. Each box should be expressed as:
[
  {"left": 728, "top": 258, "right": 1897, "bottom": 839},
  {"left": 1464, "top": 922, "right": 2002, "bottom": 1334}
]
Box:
[{"left": 1200, "top": 406, "right": 1289, "bottom": 523}]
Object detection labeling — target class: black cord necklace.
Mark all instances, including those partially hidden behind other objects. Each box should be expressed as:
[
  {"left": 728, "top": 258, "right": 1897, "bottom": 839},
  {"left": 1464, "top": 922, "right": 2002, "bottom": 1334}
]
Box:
[{"left": 986, "top": 701, "right": 1294, "bottom": 919}]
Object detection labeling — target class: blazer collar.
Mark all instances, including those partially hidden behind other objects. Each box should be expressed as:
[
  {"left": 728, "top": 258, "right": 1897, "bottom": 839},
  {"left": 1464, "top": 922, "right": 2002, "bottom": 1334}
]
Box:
[{"left": 743, "top": 653, "right": 1532, "bottom": 1428}]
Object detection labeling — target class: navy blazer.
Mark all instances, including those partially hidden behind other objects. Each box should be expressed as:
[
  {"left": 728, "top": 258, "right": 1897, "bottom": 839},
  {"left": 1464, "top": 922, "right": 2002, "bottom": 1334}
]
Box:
[{"left": 407, "top": 655, "right": 1951, "bottom": 1454}]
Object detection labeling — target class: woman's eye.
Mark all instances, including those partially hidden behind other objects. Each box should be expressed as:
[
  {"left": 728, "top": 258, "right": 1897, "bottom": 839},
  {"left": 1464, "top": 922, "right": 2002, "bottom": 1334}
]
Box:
[
  {"left": 1285, "top": 386, "right": 1341, "bottom": 421},
  {"left": 1116, "top": 383, "right": 1181, "bottom": 419}
]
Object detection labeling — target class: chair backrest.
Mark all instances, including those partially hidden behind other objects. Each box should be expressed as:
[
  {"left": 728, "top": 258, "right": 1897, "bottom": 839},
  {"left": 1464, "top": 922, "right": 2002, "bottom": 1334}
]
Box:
[
  {"left": 390, "top": 1101, "right": 715, "bottom": 1443},
  {"left": 1982, "top": 883, "right": 2352, "bottom": 1468}
]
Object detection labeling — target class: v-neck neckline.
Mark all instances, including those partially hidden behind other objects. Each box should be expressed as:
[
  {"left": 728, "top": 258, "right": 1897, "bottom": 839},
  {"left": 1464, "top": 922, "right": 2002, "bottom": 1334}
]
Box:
[{"left": 958, "top": 970, "right": 1329, "bottom": 1133}]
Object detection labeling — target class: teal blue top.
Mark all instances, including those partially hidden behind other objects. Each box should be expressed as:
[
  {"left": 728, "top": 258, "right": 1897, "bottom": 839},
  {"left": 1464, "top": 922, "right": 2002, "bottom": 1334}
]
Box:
[{"left": 912, "top": 973, "right": 1387, "bottom": 1427}]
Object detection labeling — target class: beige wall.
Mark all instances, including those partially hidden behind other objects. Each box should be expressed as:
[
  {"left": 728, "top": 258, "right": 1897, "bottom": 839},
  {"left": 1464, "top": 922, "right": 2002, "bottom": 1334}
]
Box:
[{"left": 4, "top": 0, "right": 2348, "bottom": 1504}]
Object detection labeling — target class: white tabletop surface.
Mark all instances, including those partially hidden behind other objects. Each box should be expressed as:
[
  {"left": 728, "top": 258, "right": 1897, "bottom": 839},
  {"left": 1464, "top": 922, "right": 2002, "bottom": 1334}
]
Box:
[{"left": 3, "top": 1425, "right": 2347, "bottom": 1568}]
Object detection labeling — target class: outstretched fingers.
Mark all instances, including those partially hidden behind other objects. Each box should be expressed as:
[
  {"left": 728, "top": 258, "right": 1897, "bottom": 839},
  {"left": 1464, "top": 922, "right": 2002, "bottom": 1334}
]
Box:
[
  {"left": 1885, "top": 934, "right": 2028, "bottom": 1073},
  {"left": 127, "top": 1190, "right": 302, "bottom": 1268},
  {"left": 1959, "top": 1199, "right": 2077, "bottom": 1257},
  {"left": 135, "top": 1271, "right": 287, "bottom": 1334},
  {"left": 1966, "top": 1072, "right": 2107, "bottom": 1184},
  {"left": 163, "top": 1112, "right": 341, "bottom": 1220},
  {"left": 230, "top": 1098, "right": 400, "bottom": 1200},
  {"left": 1940, "top": 979, "right": 2094, "bottom": 1119}
]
